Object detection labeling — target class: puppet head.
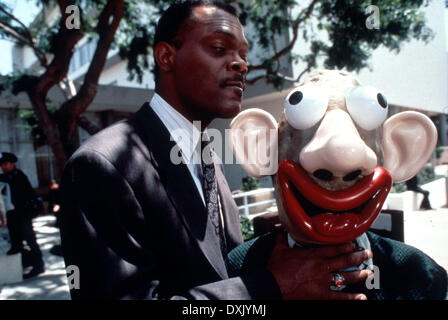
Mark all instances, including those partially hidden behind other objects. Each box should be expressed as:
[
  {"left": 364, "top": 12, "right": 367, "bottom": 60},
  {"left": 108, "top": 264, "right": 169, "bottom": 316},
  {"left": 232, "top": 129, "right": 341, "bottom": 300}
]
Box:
[{"left": 230, "top": 69, "right": 437, "bottom": 245}]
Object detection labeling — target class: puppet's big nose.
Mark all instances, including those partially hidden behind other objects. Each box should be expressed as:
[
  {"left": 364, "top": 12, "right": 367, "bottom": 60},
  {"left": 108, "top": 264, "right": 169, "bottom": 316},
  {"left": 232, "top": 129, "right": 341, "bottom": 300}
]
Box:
[{"left": 299, "top": 109, "right": 377, "bottom": 180}]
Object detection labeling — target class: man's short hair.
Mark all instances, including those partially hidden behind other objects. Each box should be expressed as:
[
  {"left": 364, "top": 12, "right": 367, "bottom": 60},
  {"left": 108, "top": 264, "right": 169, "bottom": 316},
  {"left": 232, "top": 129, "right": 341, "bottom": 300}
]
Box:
[{"left": 152, "top": 0, "right": 239, "bottom": 84}]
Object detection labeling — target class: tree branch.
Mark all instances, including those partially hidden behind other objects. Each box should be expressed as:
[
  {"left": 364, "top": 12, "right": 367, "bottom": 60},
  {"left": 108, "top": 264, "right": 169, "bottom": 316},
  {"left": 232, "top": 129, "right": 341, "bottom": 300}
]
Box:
[
  {"left": 0, "top": 5, "right": 48, "bottom": 66},
  {"left": 0, "top": 5, "right": 33, "bottom": 40},
  {"left": 0, "top": 21, "right": 30, "bottom": 44},
  {"left": 58, "top": 0, "right": 124, "bottom": 143},
  {"left": 7, "top": 1, "right": 84, "bottom": 164},
  {"left": 295, "top": 65, "right": 312, "bottom": 83},
  {"left": 25, "top": 83, "right": 68, "bottom": 174},
  {"left": 77, "top": 115, "right": 100, "bottom": 135},
  {"left": 246, "top": 74, "right": 266, "bottom": 85},
  {"left": 34, "top": 4, "right": 84, "bottom": 97},
  {"left": 247, "top": 0, "right": 319, "bottom": 74},
  {"left": 57, "top": 0, "right": 69, "bottom": 12},
  {"left": 247, "top": 64, "right": 313, "bottom": 86}
]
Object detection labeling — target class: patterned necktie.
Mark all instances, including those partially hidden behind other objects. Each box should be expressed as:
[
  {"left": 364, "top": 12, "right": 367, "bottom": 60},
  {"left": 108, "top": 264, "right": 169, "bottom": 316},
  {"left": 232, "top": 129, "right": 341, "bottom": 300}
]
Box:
[{"left": 201, "top": 133, "right": 228, "bottom": 262}]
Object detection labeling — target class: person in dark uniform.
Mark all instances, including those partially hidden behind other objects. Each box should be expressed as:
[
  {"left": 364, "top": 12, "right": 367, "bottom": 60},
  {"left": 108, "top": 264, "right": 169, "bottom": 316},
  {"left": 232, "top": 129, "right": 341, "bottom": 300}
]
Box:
[
  {"left": 0, "top": 152, "right": 45, "bottom": 279},
  {"left": 405, "top": 175, "right": 432, "bottom": 210},
  {"left": 0, "top": 185, "right": 6, "bottom": 228}
]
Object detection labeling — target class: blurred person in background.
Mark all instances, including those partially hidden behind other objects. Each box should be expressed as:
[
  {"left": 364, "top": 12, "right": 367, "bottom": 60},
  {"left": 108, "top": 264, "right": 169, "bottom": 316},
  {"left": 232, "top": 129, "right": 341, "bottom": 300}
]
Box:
[{"left": 0, "top": 152, "right": 45, "bottom": 279}]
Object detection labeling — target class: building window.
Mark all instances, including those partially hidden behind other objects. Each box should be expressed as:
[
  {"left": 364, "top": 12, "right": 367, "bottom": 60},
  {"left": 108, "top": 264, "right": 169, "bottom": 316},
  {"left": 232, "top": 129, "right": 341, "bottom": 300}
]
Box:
[
  {"left": 69, "top": 38, "right": 98, "bottom": 74},
  {"left": 79, "top": 44, "right": 87, "bottom": 66}
]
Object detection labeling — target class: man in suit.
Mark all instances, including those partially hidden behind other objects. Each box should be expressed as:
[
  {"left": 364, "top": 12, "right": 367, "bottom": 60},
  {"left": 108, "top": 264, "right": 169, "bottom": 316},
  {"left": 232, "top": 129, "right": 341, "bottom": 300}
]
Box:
[{"left": 60, "top": 0, "right": 371, "bottom": 300}]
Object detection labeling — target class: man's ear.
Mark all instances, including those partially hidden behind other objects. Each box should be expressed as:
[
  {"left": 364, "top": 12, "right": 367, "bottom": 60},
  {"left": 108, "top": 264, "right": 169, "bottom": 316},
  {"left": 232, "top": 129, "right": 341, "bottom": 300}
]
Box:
[
  {"left": 153, "top": 42, "right": 176, "bottom": 72},
  {"left": 229, "top": 108, "right": 278, "bottom": 178},
  {"left": 382, "top": 111, "right": 437, "bottom": 183}
]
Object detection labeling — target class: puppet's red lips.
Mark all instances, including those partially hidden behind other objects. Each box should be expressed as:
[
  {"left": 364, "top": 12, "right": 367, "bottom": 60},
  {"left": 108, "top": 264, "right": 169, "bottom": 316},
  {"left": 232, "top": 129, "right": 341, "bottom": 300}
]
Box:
[{"left": 277, "top": 160, "right": 392, "bottom": 244}]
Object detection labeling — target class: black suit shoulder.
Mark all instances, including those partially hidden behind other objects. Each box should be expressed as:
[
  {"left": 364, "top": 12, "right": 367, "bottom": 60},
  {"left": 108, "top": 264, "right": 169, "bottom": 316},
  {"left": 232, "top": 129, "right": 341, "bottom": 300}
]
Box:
[
  {"left": 61, "top": 105, "right": 281, "bottom": 300},
  {"left": 69, "top": 118, "right": 136, "bottom": 165},
  {"left": 66, "top": 115, "right": 159, "bottom": 188}
]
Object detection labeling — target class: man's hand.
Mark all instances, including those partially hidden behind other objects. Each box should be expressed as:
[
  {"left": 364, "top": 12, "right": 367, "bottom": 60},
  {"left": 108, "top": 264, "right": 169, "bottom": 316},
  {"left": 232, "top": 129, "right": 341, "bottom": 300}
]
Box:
[{"left": 267, "top": 232, "right": 373, "bottom": 300}]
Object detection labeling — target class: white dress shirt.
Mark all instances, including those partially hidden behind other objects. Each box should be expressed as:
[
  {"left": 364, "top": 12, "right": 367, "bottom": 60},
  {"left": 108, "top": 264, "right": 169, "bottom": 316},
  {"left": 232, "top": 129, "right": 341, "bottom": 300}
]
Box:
[{"left": 149, "top": 93, "right": 206, "bottom": 205}]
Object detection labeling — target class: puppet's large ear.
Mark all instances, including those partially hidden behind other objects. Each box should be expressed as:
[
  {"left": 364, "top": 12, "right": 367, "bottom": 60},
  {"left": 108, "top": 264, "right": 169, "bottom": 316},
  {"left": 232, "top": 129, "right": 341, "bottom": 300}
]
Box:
[
  {"left": 382, "top": 111, "right": 437, "bottom": 183},
  {"left": 229, "top": 108, "right": 278, "bottom": 178}
]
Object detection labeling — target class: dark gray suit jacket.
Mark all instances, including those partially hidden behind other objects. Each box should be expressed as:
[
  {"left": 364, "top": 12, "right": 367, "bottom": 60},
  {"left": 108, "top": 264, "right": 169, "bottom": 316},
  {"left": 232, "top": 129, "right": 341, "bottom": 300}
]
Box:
[{"left": 60, "top": 104, "right": 280, "bottom": 300}]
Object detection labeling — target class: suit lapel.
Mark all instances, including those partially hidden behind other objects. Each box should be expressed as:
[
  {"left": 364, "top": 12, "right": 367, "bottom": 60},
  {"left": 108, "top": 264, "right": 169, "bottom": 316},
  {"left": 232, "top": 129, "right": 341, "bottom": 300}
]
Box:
[{"left": 130, "top": 104, "right": 228, "bottom": 279}]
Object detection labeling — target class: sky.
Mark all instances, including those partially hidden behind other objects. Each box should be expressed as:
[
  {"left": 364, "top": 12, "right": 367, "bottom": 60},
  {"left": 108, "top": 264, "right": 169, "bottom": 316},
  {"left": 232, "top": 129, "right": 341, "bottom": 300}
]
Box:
[{"left": 0, "top": 0, "right": 40, "bottom": 74}]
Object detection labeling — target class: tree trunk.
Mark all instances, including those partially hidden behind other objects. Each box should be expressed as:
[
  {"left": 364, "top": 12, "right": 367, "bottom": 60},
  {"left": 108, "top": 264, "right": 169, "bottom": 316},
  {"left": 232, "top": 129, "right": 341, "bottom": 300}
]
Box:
[
  {"left": 58, "top": 0, "right": 124, "bottom": 155},
  {"left": 26, "top": 87, "right": 68, "bottom": 176},
  {"left": 11, "top": 1, "right": 124, "bottom": 179}
]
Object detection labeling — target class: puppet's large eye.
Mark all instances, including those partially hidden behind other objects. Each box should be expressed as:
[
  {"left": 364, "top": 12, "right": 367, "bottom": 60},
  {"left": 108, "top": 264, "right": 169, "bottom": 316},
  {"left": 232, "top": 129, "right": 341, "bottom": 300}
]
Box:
[
  {"left": 284, "top": 86, "right": 328, "bottom": 130},
  {"left": 345, "top": 85, "right": 388, "bottom": 131}
]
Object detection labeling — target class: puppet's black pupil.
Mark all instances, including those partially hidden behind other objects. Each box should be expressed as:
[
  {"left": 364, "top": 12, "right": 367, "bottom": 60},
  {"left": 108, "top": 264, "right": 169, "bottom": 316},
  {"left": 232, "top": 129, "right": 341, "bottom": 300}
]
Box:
[
  {"left": 377, "top": 93, "right": 387, "bottom": 108},
  {"left": 289, "top": 91, "right": 303, "bottom": 105}
]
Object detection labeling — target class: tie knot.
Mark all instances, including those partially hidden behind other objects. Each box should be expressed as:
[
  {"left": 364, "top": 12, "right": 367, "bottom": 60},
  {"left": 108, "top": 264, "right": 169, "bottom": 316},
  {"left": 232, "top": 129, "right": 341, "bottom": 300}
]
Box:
[{"left": 201, "top": 132, "right": 214, "bottom": 165}]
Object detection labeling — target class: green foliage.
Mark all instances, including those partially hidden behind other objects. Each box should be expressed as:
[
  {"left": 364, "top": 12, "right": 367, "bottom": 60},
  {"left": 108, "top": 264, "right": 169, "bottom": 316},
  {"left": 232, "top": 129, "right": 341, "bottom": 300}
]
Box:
[
  {"left": 235, "top": 0, "right": 434, "bottom": 88},
  {"left": 118, "top": 25, "right": 153, "bottom": 83},
  {"left": 0, "top": 75, "right": 11, "bottom": 94},
  {"left": 436, "top": 146, "right": 444, "bottom": 159},
  {"left": 34, "top": 22, "right": 59, "bottom": 54},
  {"left": 241, "top": 175, "right": 260, "bottom": 191},
  {"left": 416, "top": 163, "right": 437, "bottom": 185},
  {"left": 239, "top": 215, "right": 254, "bottom": 241},
  {"left": 304, "top": 0, "right": 433, "bottom": 74},
  {"left": 391, "top": 182, "right": 406, "bottom": 193},
  {"left": 0, "top": 72, "right": 31, "bottom": 96},
  {"left": 17, "top": 106, "right": 58, "bottom": 147},
  {"left": 11, "top": 74, "right": 39, "bottom": 95}
]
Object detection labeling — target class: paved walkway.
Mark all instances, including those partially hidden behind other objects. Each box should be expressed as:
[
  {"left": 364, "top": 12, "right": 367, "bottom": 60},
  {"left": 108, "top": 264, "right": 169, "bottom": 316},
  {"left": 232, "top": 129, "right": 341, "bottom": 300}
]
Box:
[
  {"left": 0, "top": 209, "right": 447, "bottom": 300},
  {"left": 0, "top": 215, "right": 70, "bottom": 300},
  {"left": 403, "top": 208, "right": 448, "bottom": 271}
]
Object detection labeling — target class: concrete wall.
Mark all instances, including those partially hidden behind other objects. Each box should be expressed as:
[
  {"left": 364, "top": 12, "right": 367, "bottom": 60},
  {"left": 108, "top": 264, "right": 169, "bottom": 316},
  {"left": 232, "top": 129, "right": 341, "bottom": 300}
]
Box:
[{"left": 99, "top": 60, "right": 155, "bottom": 89}]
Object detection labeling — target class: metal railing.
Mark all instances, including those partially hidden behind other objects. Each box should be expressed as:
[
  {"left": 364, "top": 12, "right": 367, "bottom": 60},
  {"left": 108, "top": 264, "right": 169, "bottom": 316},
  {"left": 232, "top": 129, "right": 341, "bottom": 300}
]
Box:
[{"left": 232, "top": 187, "right": 276, "bottom": 217}]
